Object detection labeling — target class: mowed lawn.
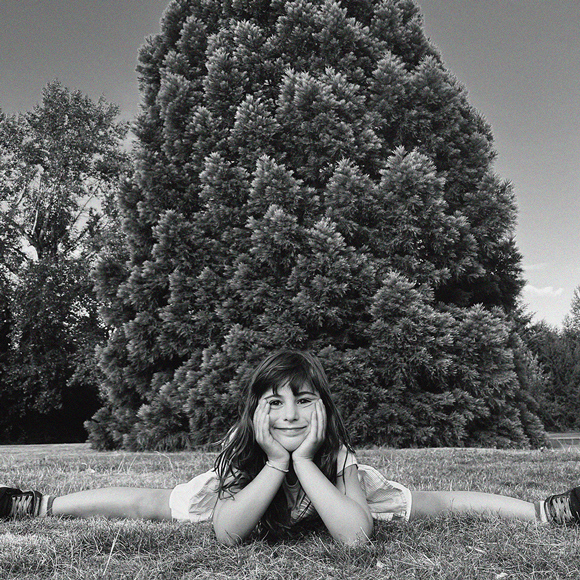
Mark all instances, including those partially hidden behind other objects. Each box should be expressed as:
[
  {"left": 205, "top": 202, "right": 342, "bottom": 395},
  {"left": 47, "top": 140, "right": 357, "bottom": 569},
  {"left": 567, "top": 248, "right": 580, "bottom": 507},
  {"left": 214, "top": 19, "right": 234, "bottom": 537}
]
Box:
[{"left": 2, "top": 444, "right": 580, "bottom": 579}]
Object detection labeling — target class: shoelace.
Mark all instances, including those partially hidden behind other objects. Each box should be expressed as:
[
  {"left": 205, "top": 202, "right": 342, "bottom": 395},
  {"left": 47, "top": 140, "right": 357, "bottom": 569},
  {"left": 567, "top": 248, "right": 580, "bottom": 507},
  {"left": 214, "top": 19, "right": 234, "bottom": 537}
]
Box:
[
  {"left": 9, "top": 493, "right": 33, "bottom": 518},
  {"left": 547, "top": 494, "right": 574, "bottom": 524}
]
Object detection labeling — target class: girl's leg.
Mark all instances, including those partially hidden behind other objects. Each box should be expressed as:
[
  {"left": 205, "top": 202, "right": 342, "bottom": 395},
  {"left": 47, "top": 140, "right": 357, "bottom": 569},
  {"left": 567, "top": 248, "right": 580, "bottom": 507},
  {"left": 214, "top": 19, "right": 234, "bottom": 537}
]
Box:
[
  {"left": 49, "top": 488, "right": 173, "bottom": 521},
  {"left": 410, "top": 491, "right": 537, "bottom": 522}
]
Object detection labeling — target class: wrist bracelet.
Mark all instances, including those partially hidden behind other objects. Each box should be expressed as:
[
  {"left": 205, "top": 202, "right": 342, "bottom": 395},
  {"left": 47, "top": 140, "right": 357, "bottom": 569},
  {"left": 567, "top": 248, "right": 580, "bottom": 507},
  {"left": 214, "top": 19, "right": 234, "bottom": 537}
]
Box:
[{"left": 266, "top": 461, "right": 289, "bottom": 473}]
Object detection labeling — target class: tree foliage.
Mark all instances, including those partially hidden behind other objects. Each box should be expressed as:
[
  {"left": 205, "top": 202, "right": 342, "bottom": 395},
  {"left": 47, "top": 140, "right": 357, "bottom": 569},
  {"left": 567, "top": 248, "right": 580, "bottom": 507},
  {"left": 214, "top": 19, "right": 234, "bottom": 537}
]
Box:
[
  {"left": 89, "top": 0, "right": 545, "bottom": 450},
  {"left": 525, "top": 287, "right": 580, "bottom": 432},
  {"left": 563, "top": 287, "right": 580, "bottom": 334},
  {"left": 0, "top": 81, "right": 129, "bottom": 442}
]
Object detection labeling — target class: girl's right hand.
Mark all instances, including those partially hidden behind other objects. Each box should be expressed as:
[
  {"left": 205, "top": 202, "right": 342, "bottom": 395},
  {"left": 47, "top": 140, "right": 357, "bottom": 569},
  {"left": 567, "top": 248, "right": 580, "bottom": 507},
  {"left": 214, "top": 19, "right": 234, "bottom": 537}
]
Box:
[{"left": 253, "top": 400, "right": 290, "bottom": 466}]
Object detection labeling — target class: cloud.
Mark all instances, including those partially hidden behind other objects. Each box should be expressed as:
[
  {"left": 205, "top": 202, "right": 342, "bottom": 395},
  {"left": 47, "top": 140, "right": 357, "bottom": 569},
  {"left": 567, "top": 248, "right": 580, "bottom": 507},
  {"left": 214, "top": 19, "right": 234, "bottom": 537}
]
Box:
[
  {"left": 524, "top": 284, "right": 564, "bottom": 297},
  {"left": 523, "top": 263, "right": 548, "bottom": 272}
]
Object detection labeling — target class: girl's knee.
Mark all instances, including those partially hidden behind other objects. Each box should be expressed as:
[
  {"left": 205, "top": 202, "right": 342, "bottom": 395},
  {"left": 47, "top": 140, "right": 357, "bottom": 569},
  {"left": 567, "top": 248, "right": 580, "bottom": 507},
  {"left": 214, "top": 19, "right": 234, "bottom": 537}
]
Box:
[
  {"left": 133, "top": 489, "right": 172, "bottom": 520},
  {"left": 409, "top": 491, "right": 449, "bottom": 519}
]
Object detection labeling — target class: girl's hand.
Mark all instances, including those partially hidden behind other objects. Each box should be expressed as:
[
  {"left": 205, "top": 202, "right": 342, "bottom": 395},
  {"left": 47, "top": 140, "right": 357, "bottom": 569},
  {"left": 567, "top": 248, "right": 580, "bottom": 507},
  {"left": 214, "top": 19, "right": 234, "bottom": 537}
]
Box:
[
  {"left": 292, "top": 399, "right": 326, "bottom": 463},
  {"left": 253, "top": 399, "right": 290, "bottom": 465}
]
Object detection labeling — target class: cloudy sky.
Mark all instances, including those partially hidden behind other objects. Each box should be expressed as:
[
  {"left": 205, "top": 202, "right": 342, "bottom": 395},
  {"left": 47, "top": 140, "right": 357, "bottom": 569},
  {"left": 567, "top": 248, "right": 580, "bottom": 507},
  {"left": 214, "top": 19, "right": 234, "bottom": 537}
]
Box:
[{"left": 1, "top": 0, "right": 578, "bottom": 327}]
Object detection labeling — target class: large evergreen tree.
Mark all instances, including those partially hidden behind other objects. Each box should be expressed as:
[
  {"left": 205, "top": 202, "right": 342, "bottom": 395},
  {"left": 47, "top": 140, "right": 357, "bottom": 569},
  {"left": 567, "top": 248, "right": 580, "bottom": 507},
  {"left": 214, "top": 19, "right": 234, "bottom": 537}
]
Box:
[{"left": 89, "top": 0, "right": 546, "bottom": 450}]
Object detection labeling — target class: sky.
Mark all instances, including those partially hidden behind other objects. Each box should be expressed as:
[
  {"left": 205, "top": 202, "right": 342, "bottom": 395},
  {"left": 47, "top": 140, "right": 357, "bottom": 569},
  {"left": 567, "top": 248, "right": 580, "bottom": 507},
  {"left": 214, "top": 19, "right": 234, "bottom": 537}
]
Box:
[{"left": 1, "top": 0, "right": 578, "bottom": 327}]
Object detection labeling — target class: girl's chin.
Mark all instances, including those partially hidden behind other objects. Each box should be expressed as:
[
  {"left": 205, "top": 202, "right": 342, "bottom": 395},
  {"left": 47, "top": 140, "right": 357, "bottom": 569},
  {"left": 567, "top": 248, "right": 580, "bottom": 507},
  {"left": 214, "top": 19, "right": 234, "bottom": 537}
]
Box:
[
  {"left": 281, "top": 442, "right": 303, "bottom": 452},
  {"left": 273, "top": 437, "right": 306, "bottom": 452}
]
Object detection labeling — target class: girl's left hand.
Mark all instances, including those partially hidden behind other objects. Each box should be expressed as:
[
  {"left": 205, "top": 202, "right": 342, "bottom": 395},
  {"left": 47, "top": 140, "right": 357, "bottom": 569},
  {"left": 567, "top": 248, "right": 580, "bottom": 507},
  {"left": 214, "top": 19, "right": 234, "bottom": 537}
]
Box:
[{"left": 292, "top": 399, "right": 327, "bottom": 462}]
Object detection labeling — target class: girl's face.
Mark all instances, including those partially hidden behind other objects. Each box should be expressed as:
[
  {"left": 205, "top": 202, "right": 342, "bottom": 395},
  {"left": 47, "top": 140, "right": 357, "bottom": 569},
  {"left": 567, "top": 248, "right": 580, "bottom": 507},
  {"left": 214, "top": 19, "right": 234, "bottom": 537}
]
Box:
[{"left": 259, "top": 382, "right": 321, "bottom": 452}]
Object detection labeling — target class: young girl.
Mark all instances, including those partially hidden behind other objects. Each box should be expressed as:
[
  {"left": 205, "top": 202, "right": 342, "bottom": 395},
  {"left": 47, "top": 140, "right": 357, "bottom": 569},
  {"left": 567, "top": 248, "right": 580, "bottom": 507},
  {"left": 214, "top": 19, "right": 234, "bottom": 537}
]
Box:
[{"left": 2, "top": 350, "right": 579, "bottom": 545}]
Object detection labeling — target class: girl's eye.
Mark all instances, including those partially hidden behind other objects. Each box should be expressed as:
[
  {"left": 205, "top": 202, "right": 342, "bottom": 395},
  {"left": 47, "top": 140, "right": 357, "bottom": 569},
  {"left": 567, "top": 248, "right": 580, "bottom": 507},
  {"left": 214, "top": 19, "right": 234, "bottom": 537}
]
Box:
[
  {"left": 298, "top": 398, "right": 315, "bottom": 405},
  {"left": 268, "top": 400, "right": 282, "bottom": 408}
]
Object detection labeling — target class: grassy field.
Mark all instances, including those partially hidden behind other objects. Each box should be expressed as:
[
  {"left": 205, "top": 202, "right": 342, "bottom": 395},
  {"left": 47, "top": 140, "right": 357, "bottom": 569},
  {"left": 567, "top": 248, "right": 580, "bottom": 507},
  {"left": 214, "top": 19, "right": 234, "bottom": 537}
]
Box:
[{"left": 2, "top": 444, "right": 580, "bottom": 579}]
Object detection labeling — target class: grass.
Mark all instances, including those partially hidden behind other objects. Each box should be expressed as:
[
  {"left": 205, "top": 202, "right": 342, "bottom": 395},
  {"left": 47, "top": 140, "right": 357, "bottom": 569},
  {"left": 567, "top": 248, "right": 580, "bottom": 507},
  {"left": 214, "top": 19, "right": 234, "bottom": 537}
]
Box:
[{"left": 2, "top": 445, "right": 580, "bottom": 579}]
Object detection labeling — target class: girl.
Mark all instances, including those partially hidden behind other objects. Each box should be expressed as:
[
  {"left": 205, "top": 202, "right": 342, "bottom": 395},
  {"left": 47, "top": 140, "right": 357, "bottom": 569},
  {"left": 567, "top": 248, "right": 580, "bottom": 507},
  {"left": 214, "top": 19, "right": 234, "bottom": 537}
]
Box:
[{"left": 1, "top": 350, "right": 579, "bottom": 545}]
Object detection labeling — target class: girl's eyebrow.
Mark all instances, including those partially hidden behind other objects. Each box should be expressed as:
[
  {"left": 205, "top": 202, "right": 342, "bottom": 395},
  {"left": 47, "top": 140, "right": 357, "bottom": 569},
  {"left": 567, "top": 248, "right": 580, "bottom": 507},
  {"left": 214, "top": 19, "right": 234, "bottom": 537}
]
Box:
[{"left": 263, "top": 390, "right": 317, "bottom": 400}]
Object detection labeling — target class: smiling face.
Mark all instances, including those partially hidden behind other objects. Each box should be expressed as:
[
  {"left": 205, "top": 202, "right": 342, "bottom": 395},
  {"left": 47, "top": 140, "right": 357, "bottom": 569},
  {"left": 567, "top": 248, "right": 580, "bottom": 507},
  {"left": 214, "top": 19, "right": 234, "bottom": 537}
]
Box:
[{"left": 260, "top": 382, "right": 321, "bottom": 452}]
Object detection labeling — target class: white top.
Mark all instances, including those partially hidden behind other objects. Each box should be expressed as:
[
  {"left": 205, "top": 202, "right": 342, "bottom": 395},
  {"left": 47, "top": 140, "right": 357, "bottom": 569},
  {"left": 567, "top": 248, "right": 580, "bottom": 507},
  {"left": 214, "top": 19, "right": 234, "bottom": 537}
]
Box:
[{"left": 169, "top": 447, "right": 412, "bottom": 523}]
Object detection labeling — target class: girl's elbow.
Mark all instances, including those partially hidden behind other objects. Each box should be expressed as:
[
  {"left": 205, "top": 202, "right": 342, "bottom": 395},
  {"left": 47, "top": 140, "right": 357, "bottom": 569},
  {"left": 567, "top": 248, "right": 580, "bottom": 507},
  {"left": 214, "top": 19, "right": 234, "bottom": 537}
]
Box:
[
  {"left": 354, "top": 508, "right": 374, "bottom": 543},
  {"left": 213, "top": 513, "right": 245, "bottom": 546},
  {"left": 334, "top": 519, "right": 374, "bottom": 546},
  {"left": 357, "top": 519, "right": 374, "bottom": 545},
  {"left": 215, "top": 531, "right": 243, "bottom": 546},
  {"left": 335, "top": 530, "right": 372, "bottom": 547},
  {"left": 213, "top": 523, "right": 245, "bottom": 546}
]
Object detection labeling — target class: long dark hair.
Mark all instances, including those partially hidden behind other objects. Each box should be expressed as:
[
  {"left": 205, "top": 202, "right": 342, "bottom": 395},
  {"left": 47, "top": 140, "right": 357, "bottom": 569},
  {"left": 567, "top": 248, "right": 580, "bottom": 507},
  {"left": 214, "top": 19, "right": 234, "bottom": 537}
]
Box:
[{"left": 214, "top": 349, "right": 353, "bottom": 536}]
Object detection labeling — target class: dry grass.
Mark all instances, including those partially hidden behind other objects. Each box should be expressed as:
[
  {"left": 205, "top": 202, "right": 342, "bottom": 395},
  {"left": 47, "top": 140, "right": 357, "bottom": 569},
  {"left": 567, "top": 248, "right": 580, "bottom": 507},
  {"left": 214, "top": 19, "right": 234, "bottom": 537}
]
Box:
[{"left": 2, "top": 444, "right": 580, "bottom": 579}]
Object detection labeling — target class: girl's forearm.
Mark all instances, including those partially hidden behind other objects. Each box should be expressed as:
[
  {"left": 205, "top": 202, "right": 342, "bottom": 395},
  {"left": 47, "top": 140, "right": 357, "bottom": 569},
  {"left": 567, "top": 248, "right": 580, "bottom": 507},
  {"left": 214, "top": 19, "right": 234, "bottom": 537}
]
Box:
[
  {"left": 293, "top": 459, "right": 373, "bottom": 544},
  {"left": 213, "top": 463, "right": 287, "bottom": 545}
]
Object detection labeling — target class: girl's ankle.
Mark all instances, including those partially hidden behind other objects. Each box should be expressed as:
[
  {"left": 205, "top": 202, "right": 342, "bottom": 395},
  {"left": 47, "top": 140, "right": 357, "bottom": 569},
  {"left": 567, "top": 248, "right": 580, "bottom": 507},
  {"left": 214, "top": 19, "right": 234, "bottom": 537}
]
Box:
[{"left": 39, "top": 495, "right": 55, "bottom": 517}]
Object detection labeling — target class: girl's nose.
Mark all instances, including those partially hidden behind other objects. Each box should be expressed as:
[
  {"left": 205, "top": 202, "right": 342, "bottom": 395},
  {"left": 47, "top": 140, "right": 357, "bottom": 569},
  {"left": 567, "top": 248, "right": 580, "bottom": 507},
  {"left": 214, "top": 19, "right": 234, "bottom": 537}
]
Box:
[{"left": 284, "top": 402, "right": 299, "bottom": 421}]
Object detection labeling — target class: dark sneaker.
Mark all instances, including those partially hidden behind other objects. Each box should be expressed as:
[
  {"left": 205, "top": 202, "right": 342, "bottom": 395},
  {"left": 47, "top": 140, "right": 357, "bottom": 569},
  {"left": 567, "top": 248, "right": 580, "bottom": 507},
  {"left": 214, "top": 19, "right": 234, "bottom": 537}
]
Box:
[
  {"left": 0, "top": 487, "right": 42, "bottom": 519},
  {"left": 544, "top": 487, "right": 580, "bottom": 525}
]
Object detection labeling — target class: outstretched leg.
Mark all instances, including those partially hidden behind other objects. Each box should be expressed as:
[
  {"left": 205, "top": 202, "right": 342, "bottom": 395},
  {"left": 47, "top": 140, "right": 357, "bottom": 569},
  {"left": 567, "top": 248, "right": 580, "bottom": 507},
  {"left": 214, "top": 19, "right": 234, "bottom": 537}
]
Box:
[
  {"left": 49, "top": 488, "right": 173, "bottom": 520},
  {"left": 410, "top": 490, "right": 537, "bottom": 522}
]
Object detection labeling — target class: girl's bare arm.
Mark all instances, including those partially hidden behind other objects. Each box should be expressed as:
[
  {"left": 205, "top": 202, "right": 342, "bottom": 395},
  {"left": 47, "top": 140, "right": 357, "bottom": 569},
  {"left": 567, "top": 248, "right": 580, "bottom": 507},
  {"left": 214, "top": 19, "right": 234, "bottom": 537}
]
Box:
[
  {"left": 212, "top": 464, "right": 286, "bottom": 545},
  {"left": 292, "top": 401, "right": 373, "bottom": 544},
  {"left": 213, "top": 400, "right": 290, "bottom": 545},
  {"left": 294, "top": 460, "right": 373, "bottom": 544}
]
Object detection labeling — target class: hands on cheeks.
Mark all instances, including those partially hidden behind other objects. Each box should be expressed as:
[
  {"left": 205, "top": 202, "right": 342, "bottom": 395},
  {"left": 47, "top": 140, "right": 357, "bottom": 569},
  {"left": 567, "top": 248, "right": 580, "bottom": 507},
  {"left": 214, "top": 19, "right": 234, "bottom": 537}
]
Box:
[
  {"left": 253, "top": 398, "right": 327, "bottom": 466},
  {"left": 292, "top": 399, "right": 327, "bottom": 462},
  {"left": 253, "top": 399, "right": 290, "bottom": 465}
]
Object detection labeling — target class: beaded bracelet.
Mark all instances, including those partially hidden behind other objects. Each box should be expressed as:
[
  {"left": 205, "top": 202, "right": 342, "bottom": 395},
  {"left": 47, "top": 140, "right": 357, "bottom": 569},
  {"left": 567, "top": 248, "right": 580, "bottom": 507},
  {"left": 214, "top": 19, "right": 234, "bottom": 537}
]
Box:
[{"left": 266, "top": 461, "right": 289, "bottom": 473}]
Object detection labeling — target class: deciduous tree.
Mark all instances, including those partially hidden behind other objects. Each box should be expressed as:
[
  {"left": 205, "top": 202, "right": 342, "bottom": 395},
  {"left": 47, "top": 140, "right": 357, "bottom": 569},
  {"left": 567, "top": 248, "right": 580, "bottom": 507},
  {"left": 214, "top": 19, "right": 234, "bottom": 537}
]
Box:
[{"left": 0, "top": 82, "right": 129, "bottom": 442}]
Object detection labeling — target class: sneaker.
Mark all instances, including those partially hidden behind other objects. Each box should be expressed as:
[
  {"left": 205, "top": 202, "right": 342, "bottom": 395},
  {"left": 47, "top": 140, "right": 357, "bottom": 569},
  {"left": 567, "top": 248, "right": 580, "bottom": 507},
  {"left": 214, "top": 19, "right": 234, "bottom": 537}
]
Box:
[
  {"left": 544, "top": 487, "right": 580, "bottom": 525},
  {"left": 0, "top": 487, "right": 43, "bottom": 519}
]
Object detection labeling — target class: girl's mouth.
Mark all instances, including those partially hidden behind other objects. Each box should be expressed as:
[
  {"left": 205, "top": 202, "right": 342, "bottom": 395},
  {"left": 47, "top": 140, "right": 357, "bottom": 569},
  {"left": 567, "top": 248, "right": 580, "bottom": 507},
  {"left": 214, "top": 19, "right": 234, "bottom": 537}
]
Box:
[{"left": 274, "top": 426, "right": 307, "bottom": 436}]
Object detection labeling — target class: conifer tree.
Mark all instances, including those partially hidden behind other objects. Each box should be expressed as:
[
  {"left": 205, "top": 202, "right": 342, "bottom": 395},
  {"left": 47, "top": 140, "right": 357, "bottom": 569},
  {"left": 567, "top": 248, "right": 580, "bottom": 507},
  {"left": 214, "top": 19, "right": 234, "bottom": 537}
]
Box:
[
  {"left": 90, "top": 0, "right": 545, "bottom": 449},
  {"left": 564, "top": 286, "right": 580, "bottom": 334}
]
